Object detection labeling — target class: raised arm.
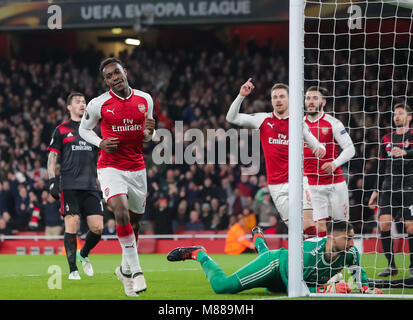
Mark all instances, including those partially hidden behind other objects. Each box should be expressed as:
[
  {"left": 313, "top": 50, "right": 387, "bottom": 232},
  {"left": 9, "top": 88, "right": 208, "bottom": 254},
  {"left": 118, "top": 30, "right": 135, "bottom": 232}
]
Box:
[{"left": 226, "top": 78, "right": 267, "bottom": 129}]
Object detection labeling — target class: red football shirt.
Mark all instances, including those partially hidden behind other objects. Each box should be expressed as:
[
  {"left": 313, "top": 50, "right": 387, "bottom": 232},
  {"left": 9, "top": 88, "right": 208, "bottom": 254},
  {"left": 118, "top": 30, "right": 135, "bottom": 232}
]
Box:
[
  {"left": 259, "top": 113, "right": 290, "bottom": 184},
  {"left": 80, "top": 88, "right": 154, "bottom": 171},
  {"left": 304, "top": 113, "right": 353, "bottom": 185}
]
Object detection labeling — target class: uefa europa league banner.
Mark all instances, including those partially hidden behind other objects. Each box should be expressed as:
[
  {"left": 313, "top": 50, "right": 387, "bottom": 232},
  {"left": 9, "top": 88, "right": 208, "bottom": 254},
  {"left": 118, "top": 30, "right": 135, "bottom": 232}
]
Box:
[{"left": 0, "top": 0, "right": 287, "bottom": 30}]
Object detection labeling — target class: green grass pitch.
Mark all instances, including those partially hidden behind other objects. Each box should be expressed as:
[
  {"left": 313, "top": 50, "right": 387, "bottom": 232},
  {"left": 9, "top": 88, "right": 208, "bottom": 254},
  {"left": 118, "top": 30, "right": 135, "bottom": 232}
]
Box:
[{"left": 0, "top": 253, "right": 413, "bottom": 300}]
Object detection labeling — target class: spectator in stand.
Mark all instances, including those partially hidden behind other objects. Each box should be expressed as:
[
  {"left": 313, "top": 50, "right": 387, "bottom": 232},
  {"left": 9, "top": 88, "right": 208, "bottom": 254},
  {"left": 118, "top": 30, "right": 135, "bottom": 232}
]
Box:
[
  {"left": 0, "top": 181, "right": 13, "bottom": 217},
  {"left": 253, "top": 190, "right": 277, "bottom": 227},
  {"left": 248, "top": 175, "right": 260, "bottom": 199},
  {"left": 11, "top": 184, "right": 36, "bottom": 231},
  {"left": 159, "top": 169, "right": 177, "bottom": 196},
  {"left": 210, "top": 198, "right": 220, "bottom": 217},
  {"left": 103, "top": 218, "right": 117, "bottom": 236},
  {"left": 29, "top": 159, "right": 48, "bottom": 192},
  {"left": 152, "top": 198, "right": 174, "bottom": 235},
  {"left": 0, "top": 216, "right": 11, "bottom": 235},
  {"left": 172, "top": 199, "right": 189, "bottom": 233},
  {"left": 184, "top": 210, "right": 205, "bottom": 231},
  {"left": 237, "top": 175, "right": 253, "bottom": 199},
  {"left": 224, "top": 214, "right": 255, "bottom": 255},
  {"left": 200, "top": 203, "right": 212, "bottom": 230},
  {"left": 264, "top": 214, "right": 288, "bottom": 235},
  {"left": 39, "top": 190, "right": 62, "bottom": 237},
  {"left": 185, "top": 181, "right": 200, "bottom": 208},
  {"left": 199, "top": 177, "right": 219, "bottom": 202},
  {"left": 228, "top": 187, "right": 245, "bottom": 216},
  {"left": 216, "top": 204, "right": 230, "bottom": 230},
  {"left": 209, "top": 214, "right": 221, "bottom": 231}
]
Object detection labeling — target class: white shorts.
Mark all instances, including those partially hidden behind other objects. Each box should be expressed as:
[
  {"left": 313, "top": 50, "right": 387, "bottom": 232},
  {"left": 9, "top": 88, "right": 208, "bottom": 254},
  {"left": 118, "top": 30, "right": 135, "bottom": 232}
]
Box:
[
  {"left": 268, "top": 177, "right": 312, "bottom": 222},
  {"left": 308, "top": 181, "right": 349, "bottom": 222},
  {"left": 97, "top": 167, "right": 147, "bottom": 214}
]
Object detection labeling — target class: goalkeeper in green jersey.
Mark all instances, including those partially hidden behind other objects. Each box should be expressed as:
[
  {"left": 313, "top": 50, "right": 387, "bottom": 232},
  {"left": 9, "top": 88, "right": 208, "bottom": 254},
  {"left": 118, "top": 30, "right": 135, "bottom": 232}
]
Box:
[{"left": 167, "top": 220, "right": 383, "bottom": 294}]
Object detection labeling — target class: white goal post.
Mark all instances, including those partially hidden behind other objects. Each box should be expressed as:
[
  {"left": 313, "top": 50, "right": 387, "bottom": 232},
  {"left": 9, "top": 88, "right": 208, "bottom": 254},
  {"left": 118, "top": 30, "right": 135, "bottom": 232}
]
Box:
[{"left": 289, "top": 0, "right": 413, "bottom": 298}]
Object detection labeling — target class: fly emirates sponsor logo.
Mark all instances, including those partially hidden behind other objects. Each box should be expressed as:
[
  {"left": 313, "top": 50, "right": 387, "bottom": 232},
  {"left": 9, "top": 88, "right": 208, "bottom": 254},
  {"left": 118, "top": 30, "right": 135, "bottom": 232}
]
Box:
[
  {"left": 72, "top": 140, "right": 93, "bottom": 151},
  {"left": 268, "top": 134, "right": 288, "bottom": 145},
  {"left": 112, "top": 119, "right": 142, "bottom": 132}
]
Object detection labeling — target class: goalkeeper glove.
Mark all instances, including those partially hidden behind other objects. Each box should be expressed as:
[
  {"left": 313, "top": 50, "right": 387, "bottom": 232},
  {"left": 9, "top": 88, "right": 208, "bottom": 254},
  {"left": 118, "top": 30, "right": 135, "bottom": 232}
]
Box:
[
  {"left": 318, "top": 282, "right": 351, "bottom": 294},
  {"left": 361, "top": 286, "right": 383, "bottom": 294},
  {"left": 48, "top": 177, "right": 60, "bottom": 200}
]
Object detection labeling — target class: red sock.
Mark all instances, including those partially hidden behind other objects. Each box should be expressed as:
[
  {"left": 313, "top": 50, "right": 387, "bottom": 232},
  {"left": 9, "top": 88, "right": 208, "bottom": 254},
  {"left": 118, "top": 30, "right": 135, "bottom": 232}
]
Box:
[
  {"left": 252, "top": 232, "right": 264, "bottom": 243},
  {"left": 116, "top": 223, "right": 134, "bottom": 238},
  {"left": 192, "top": 248, "right": 205, "bottom": 260}
]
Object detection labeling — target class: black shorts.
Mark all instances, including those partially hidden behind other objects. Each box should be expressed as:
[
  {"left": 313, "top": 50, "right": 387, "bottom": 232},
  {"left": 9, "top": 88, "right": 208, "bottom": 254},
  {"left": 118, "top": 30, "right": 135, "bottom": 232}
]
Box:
[
  {"left": 379, "top": 187, "right": 413, "bottom": 221},
  {"left": 60, "top": 190, "right": 104, "bottom": 218}
]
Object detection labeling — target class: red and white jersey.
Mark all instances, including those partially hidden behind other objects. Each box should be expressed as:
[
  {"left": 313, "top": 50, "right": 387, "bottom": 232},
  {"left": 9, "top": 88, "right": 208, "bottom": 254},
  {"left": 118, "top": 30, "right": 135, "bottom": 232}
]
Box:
[
  {"left": 304, "top": 112, "right": 354, "bottom": 185},
  {"left": 80, "top": 88, "right": 154, "bottom": 171},
  {"left": 259, "top": 112, "right": 290, "bottom": 184},
  {"left": 226, "top": 94, "right": 324, "bottom": 185}
]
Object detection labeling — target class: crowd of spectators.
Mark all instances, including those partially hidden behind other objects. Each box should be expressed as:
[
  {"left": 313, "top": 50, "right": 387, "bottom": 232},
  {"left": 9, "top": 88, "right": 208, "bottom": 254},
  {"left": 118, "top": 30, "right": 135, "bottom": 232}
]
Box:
[{"left": 0, "top": 29, "right": 407, "bottom": 237}]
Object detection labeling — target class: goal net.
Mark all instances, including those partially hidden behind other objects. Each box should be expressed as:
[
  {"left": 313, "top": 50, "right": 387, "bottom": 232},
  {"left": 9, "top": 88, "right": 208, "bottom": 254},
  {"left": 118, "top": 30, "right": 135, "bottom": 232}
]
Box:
[{"left": 290, "top": 0, "right": 413, "bottom": 297}]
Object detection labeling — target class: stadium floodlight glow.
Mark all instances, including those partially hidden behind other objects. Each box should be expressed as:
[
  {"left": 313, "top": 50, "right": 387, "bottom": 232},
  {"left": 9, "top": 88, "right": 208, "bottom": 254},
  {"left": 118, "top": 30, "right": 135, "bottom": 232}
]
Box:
[
  {"left": 125, "top": 38, "right": 141, "bottom": 46},
  {"left": 111, "top": 28, "right": 123, "bottom": 35}
]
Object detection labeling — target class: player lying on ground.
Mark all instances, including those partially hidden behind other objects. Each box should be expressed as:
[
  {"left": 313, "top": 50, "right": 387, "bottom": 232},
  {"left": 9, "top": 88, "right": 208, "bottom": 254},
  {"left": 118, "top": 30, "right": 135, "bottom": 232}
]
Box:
[{"left": 167, "top": 220, "right": 383, "bottom": 294}]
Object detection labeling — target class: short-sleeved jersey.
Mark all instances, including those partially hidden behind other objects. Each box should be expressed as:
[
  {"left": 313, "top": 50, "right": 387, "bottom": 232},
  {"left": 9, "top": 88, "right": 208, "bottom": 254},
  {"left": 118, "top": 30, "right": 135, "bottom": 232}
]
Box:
[
  {"left": 259, "top": 113, "right": 289, "bottom": 185},
  {"left": 231, "top": 111, "right": 321, "bottom": 185},
  {"left": 304, "top": 113, "right": 353, "bottom": 185},
  {"left": 379, "top": 129, "right": 413, "bottom": 190},
  {"left": 225, "top": 95, "right": 324, "bottom": 185},
  {"left": 47, "top": 120, "right": 99, "bottom": 191},
  {"left": 81, "top": 88, "right": 153, "bottom": 171}
]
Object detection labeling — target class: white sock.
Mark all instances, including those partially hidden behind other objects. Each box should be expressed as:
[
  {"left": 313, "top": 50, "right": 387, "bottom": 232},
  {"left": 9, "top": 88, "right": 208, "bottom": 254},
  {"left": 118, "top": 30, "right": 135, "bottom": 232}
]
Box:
[
  {"left": 121, "top": 251, "right": 131, "bottom": 275},
  {"left": 117, "top": 224, "right": 142, "bottom": 275}
]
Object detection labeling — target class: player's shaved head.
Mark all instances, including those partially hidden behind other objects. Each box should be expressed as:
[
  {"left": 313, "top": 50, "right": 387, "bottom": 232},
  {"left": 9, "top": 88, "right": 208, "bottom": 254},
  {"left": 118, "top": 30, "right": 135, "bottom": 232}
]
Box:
[{"left": 99, "top": 57, "right": 124, "bottom": 76}]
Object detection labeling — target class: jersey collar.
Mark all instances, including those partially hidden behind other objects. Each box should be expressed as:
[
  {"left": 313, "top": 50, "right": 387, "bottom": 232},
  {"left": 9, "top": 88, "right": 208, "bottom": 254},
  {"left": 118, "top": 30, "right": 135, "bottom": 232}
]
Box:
[
  {"left": 306, "top": 111, "right": 325, "bottom": 123},
  {"left": 272, "top": 111, "right": 289, "bottom": 120},
  {"left": 109, "top": 87, "right": 133, "bottom": 101}
]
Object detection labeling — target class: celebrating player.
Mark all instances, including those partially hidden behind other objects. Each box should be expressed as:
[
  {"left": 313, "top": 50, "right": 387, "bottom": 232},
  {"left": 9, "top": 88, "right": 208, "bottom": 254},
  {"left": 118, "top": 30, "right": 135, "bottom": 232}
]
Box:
[
  {"left": 304, "top": 86, "right": 355, "bottom": 237},
  {"left": 167, "top": 221, "right": 383, "bottom": 294},
  {"left": 226, "top": 78, "right": 326, "bottom": 236},
  {"left": 47, "top": 92, "right": 104, "bottom": 280},
  {"left": 368, "top": 103, "right": 413, "bottom": 277},
  {"left": 79, "top": 57, "right": 156, "bottom": 297}
]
